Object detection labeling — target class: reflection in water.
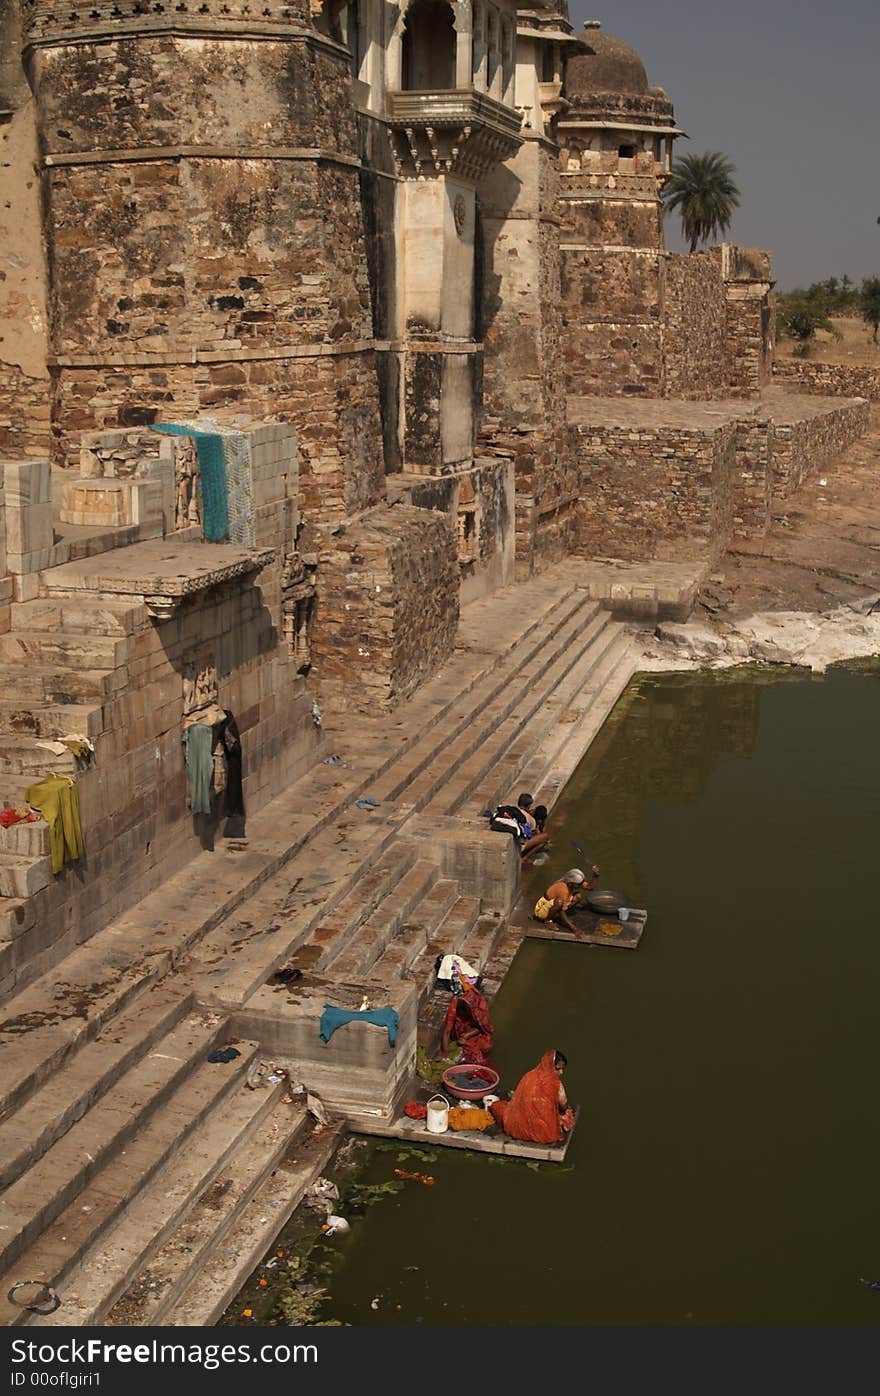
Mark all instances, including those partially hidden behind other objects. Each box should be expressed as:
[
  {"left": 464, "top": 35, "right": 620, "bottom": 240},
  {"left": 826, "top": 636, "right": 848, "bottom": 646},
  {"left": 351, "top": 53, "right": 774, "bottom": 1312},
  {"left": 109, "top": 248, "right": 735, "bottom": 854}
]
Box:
[{"left": 318, "top": 665, "right": 880, "bottom": 1325}]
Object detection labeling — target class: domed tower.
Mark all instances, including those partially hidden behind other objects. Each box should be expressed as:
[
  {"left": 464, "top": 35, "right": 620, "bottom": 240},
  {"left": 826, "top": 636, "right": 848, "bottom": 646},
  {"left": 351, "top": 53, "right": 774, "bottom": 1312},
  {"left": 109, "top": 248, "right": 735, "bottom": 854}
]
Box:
[{"left": 556, "top": 20, "right": 684, "bottom": 395}]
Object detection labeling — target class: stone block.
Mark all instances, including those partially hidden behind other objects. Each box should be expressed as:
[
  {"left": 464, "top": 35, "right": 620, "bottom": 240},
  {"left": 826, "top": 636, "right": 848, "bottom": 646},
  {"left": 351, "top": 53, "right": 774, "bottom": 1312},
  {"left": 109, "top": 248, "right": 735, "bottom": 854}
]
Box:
[{"left": 0, "top": 855, "right": 53, "bottom": 899}]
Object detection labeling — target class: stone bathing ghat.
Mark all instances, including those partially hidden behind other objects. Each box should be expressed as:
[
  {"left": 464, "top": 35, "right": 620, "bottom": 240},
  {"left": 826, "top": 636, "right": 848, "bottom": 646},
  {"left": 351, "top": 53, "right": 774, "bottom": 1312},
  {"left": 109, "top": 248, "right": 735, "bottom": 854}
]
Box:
[{"left": 0, "top": 0, "right": 875, "bottom": 1327}]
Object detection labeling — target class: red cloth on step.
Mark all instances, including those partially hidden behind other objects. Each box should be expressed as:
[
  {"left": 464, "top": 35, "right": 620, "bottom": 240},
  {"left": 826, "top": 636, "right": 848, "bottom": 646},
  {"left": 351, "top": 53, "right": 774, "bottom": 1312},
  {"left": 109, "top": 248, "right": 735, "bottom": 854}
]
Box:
[{"left": 442, "top": 986, "right": 494, "bottom": 1066}]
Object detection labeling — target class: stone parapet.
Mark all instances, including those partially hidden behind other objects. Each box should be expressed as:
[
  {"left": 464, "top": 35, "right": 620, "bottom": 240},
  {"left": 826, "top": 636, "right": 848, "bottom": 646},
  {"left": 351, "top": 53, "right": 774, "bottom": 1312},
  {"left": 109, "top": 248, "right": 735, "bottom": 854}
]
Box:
[
  {"left": 20, "top": 0, "right": 311, "bottom": 47},
  {"left": 773, "top": 359, "right": 880, "bottom": 403}
]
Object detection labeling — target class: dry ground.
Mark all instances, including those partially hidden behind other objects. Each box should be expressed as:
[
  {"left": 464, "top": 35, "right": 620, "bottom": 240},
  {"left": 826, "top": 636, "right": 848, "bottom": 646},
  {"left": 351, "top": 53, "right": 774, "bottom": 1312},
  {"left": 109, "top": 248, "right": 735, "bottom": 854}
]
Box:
[
  {"left": 699, "top": 407, "right": 880, "bottom": 617},
  {"left": 776, "top": 315, "right": 880, "bottom": 369}
]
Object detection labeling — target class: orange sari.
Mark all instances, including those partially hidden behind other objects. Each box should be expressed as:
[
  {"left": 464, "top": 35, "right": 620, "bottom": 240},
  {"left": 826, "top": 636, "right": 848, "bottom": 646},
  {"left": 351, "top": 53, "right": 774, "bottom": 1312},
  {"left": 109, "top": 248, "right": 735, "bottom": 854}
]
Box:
[{"left": 490, "top": 1049, "right": 574, "bottom": 1144}]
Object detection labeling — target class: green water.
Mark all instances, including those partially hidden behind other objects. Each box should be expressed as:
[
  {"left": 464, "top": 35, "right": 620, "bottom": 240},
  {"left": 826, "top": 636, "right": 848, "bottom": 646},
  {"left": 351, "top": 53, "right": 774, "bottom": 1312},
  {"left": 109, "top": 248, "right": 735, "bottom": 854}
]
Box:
[{"left": 319, "top": 665, "right": 880, "bottom": 1325}]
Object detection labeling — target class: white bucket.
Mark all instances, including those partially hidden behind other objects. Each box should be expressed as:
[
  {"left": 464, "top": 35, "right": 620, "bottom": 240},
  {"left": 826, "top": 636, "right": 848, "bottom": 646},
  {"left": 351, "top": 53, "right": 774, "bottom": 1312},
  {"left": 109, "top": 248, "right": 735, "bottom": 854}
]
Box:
[{"left": 426, "top": 1094, "right": 449, "bottom": 1134}]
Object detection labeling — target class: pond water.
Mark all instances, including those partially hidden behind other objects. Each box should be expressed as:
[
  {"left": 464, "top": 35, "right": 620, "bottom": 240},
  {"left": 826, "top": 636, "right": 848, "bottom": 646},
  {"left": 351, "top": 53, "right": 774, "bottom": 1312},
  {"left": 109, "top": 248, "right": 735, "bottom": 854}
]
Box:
[{"left": 282, "top": 665, "right": 880, "bottom": 1325}]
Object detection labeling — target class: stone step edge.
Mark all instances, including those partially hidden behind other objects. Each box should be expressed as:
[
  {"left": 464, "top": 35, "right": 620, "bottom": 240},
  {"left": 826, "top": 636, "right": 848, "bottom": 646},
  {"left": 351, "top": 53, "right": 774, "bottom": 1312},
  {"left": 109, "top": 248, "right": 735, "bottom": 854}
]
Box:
[
  {"left": 0, "top": 1040, "right": 261, "bottom": 1325},
  {"left": 28, "top": 1084, "right": 302, "bottom": 1328},
  {"left": 433, "top": 610, "right": 618, "bottom": 818},
  {"left": 0, "top": 985, "right": 193, "bottom": 1194},
  {"left": 449, "top": 618, "right": 627, "bottom": 821},
  {"left": 165, "top": 1121, "right": 345, "bottom": 1327},
  {"left": 0, "top": 1013, "right": 232, "bottom": 1277}
]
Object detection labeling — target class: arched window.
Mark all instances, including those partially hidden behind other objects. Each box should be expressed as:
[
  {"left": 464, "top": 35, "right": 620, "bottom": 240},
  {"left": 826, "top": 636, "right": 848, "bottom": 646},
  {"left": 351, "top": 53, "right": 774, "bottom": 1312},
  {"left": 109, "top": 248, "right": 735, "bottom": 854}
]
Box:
[{"left": 402, "top": 0, "right": 456, "bottom": 91}]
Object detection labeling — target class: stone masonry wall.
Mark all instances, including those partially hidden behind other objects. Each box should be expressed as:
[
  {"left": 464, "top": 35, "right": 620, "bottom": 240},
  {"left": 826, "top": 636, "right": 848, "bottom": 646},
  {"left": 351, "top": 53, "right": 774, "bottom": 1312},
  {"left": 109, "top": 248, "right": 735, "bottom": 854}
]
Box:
[
  {"left": 480, "top": 142, "right": 576, "bottom": 575},
  {"left": 0, "top": 423, "right": 322, "bottom": 997},
  {"left": 770, "top": 398, "right": 870, "bottom": 500},
  {"left": 732, "top": 415, "right": 775, "bottom": 537},
  {"left": 312, "top": 504, "right": 458, "bottom": 715},
  {"left": 773, "top": 359, "right": 880, "bottom": 403},
  {"left": 30, "top": 32, "right": 385, "bottom": 525},
  {"left": 663, "top": 252, "right": 726, "bottom": 399},
  {"left": 570, "top": 417, "right": 738, "bottom": 562},
  {"left": 0, "top": 1, "right": 51, "bottom": 457}
]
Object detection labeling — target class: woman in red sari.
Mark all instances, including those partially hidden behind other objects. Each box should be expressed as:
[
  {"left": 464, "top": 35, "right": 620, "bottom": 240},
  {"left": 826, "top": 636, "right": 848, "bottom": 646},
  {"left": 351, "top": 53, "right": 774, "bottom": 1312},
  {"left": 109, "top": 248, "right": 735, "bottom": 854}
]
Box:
[
  {"left": 440, "top": 983, "right": 494, "bottom": 1066},
  {"left": 490, "top": 1049, "right": 574, "bottom": 1144}
]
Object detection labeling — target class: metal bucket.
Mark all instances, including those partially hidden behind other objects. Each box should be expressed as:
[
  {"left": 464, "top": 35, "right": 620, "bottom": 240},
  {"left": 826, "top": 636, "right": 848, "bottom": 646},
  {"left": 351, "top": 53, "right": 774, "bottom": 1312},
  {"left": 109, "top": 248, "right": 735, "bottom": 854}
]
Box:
[{"left": 426, "top": 1094, "right": 449, "bottom": 1134}]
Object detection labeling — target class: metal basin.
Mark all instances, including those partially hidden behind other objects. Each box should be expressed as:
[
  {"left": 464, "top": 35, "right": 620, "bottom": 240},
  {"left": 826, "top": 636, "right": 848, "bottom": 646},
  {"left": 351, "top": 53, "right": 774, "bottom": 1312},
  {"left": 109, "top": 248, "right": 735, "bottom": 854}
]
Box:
[{"left": 585, "top": 889, "right": 628, "bottom": 914}]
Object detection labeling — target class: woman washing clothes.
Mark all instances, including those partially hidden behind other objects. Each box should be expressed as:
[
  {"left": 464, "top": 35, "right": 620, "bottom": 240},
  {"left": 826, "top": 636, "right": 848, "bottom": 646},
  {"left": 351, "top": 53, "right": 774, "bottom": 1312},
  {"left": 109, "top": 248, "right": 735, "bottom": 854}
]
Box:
[
  {"left": 440, "top": 972, "right": 494, "bottom": 1066},
  {"left": 489, "top": 1049, "right": 574, "bottom": 1144}
]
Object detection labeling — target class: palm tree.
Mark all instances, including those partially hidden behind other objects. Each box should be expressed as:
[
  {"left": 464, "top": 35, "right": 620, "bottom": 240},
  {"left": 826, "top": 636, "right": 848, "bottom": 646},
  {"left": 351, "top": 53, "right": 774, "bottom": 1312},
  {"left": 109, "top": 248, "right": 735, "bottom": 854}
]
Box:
[{"left": 662, "top": 151, "right": 740, "bottom": 253}]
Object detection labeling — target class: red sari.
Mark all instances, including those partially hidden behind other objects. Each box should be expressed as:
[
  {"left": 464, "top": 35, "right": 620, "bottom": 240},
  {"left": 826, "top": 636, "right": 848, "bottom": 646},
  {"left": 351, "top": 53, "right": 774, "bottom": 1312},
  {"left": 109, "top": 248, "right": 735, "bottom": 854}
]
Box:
[
  {"left": 443, "top": 986, "right": 494, "bottom": 1066},
  {"left": 490, "top": 1049, "right": 574, "bottom": 1144}
]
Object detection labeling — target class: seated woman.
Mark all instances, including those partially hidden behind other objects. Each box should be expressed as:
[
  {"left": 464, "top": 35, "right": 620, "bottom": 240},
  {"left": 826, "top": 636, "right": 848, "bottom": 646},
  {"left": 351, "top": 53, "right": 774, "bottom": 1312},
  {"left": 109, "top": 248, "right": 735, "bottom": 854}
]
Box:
[
  {"left": 440, "top": 978, "right": 494, "bottom": 1066},
  {"left": 489, "top": 1049, "right": 574, "bottom": 1144}
]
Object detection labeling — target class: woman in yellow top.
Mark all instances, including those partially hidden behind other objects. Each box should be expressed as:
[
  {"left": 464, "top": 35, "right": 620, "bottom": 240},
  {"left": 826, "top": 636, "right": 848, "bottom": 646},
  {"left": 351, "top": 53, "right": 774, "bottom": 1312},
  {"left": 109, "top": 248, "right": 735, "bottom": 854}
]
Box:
[{"left": 533, "top": 866, "right": 597, "bottom": 935}]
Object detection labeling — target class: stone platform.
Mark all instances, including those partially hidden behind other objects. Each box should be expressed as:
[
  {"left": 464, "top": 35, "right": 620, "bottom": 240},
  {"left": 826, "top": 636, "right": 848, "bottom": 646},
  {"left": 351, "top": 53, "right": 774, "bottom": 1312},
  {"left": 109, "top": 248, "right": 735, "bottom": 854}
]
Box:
[
  {"left": 353, "top": 1104, "right": 577, "bottom": 1163},
  {"left": 525, "top": 907, "right": 647, "bottom": 950},
  {"left": 568, "top": 387, "right": 870, "bottom": 574}
]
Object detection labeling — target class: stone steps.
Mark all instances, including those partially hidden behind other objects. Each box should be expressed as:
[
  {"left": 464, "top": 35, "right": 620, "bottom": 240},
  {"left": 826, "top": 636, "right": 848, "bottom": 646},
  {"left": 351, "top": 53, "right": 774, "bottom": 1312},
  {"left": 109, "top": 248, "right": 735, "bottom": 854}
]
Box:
[
  {"left": 0, "top": 701, "right": 104, "bottom": 742},
  {"left": 0, "top": 851, "right": 53, "bottom": 899},
  {"left": 431, "top": 611, "right": 620, "bottom": 819},
  {"left": 0, "top": 630, "right": 124, "bottom": 669},
  {"left": 0, "top": 1035, "right": 260, "bottom": 1329},
  {"left": 397, "top": 601, "right": 605, "bottom": 815},
  {"left": 11, "top": 596, "right": 145, "bottom": 638},
  {"left": 364, "top": 588, "right": 591, "bottom": 806},
  {"left": 326, "top": 858, "right": 439, "bottom": 980},
  {"left": 529, "top": 634, "right": 638, "bottom": 810},
  {"left": 307, "top": 841, "right": 419, "bottom": 973},
  {"left": 0, "top": 662, "right": 117, "bottom": 707},
  {"left": 0, "top": 1011, "right": 248, "bottom": 1285},
  {"left": 366, "top": 876, "right": 460, "bottom": 989},
  {"left": 26, "top": 1087, "right": 303, "bottom": 1328},
  {"left": 450, "top": 618, "right": 628, "bottom": 821},
  {"left": 0, "top": 984, "right": 193, "bottom": 1193},
  {"left": 162, "top": 1120, "right": 345, "bottom": 1327}
]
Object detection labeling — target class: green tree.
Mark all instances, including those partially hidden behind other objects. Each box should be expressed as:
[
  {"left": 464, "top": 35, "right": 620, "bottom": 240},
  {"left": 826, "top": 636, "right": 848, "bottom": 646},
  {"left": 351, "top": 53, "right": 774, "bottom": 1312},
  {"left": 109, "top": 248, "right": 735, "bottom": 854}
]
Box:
[
  {"left": 860, "top": 277, "right": 880, "bottom": 343},
  {"left": 661, "top": 151, "right": 741, "bottom": 253},
  {"left": 776, "top": 291, "right": 836, "bottom": 355}
]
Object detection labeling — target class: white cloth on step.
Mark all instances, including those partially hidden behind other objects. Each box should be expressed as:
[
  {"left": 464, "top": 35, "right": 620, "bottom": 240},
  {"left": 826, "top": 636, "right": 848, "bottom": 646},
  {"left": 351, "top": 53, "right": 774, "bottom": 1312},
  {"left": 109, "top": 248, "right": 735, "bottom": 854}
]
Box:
[{"left": 437, "top": 954, "right": 479, "bottom": 983}]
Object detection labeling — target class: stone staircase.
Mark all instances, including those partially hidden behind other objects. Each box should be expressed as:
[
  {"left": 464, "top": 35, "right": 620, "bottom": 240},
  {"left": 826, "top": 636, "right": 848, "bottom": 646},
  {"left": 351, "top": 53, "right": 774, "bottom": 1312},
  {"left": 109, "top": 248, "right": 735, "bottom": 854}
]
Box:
[
  {"left": 0, "top": 591, "right": 144, "bottom": 989},
  {"left": 0, "top": 563, "right": 639, "bottom": 1325}
]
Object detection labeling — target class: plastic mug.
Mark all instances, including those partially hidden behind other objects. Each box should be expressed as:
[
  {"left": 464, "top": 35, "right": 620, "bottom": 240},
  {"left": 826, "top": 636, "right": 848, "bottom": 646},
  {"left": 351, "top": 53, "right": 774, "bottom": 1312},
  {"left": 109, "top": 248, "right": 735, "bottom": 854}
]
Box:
[{"left": 618, "top": 907, "right": 630, "bottom": 922}]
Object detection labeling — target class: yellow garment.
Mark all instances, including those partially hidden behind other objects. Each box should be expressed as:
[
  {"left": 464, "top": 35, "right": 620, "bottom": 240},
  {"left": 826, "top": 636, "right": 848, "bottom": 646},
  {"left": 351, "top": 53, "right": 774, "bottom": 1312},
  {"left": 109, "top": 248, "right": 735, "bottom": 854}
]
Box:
[
  {"left": 25, "top": 775, "right": 84, "bottom": 874},
  {"left": 447, "top": 1106, "right": 494, "bottom": 1132},
  {"left": 534, "top": 895, "right": 555, "bottom": 921}
]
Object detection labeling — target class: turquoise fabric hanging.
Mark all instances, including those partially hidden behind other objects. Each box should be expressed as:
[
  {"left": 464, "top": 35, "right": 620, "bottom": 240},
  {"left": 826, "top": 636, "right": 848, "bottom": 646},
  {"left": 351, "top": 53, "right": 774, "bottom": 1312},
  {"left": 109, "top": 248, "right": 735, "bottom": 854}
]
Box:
[{"left": 150, "top": 420, "right": 230, "bottom": 542}]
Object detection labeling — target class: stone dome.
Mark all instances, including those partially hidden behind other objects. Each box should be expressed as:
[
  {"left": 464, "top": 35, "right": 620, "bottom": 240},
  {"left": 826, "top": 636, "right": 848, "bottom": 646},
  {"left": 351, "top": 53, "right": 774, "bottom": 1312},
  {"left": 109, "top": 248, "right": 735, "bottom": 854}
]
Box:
[{"left": 566, "top": 21, "right": 650, "bottom": 98}]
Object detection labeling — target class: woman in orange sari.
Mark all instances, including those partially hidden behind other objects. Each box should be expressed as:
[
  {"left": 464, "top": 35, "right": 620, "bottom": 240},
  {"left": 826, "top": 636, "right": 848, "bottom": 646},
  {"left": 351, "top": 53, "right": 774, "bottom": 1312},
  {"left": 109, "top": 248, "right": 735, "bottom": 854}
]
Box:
[{"left": 490, "top": 1049, "right": 574, "bottom": 1144}]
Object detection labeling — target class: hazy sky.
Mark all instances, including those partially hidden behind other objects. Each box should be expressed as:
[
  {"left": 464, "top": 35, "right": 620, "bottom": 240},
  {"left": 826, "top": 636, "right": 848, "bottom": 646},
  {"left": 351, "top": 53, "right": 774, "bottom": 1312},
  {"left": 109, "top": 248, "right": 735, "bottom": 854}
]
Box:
[{"left": 569, "top": 0, "right": 879, "bottom": 289}]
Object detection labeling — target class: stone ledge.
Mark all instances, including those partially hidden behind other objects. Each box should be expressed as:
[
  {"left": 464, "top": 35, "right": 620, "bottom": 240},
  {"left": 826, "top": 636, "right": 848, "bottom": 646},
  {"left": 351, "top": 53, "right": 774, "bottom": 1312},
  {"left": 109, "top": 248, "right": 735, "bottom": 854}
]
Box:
[{"left": 41, "top": 540, "right": 275, "bottom": 621}]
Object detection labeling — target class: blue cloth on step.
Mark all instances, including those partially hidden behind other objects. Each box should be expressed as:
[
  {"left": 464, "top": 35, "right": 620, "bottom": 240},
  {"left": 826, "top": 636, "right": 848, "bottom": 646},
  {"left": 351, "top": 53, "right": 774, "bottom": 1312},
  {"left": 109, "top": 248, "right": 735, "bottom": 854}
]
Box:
[{"left": 319, "top": 1005, "right": 399, "bottom": 1047}]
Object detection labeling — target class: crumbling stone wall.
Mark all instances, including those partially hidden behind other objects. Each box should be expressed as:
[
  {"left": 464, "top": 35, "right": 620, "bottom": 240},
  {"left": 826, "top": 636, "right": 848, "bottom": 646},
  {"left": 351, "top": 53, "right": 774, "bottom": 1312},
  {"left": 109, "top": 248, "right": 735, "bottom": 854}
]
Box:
[
  {"left": 0, "top": 0, "right": 50, "bottom": 457},
  {"left": 770, "top": 397, "right": 870, "bottom": 500},
  {"left": 773, "top": 359, "right": 880, "bottom": 403},
  {"left": 569, "top": 415, "right": 738, "bottom": 562},
  {"left": 732, "top": 416, "right": 774, "bottom": 537},
  {"left": 28, "top": 23, "right": 385, "bottom": 523},
  {"left": 480, "top": 142, "right": 576, "bottom": 575},
  {"left": 313, "top": 504, "right": 459, "bottom": 714},
  {"left": 663, "top": 253, "right": 726, "bottom": 399}
]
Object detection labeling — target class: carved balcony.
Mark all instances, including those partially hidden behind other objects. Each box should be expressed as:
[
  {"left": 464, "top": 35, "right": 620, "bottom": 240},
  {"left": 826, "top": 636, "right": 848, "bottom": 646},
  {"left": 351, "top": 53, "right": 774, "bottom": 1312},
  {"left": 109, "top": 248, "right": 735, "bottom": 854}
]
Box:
[{"left": 387, "top": 89, "right": 523, "bottom": 181}]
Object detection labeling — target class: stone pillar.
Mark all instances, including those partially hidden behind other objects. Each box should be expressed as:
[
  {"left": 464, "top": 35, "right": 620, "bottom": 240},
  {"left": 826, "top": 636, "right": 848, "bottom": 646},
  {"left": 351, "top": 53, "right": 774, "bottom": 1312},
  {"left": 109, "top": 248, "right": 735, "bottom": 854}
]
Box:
[
  {"left": 473, "top": 0, "right": 487, "bottom": 89},
  {"left": 399, "top": 177, "right": 478, "bottom": 472},
  {"left": 3, "top": 458, "right": 53, "bottom": 578},
  {"left": 453, "top": 0, "right": 473, "bottom": 89}
]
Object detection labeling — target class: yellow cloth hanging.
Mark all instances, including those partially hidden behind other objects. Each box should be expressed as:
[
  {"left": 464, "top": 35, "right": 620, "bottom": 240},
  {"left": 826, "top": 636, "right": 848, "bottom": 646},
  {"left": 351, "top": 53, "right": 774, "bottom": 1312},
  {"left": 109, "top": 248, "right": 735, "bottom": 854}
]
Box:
[{"left": 25, "top": 775, "right": 84, "bottom": 874}]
